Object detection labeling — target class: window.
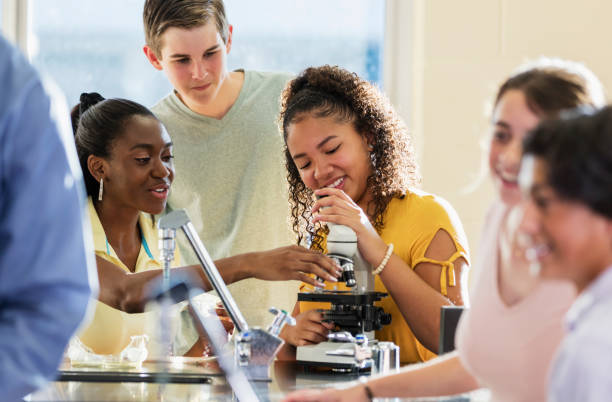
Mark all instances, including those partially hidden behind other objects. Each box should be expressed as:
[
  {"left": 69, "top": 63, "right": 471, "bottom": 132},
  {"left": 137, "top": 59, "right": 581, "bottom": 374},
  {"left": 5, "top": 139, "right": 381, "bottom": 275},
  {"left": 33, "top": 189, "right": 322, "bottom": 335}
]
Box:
[
  {"left": 30, "top": 0, "right": 385, "bottom": 108},
  {"left": 30, "top": 0, "right": 169, "bottom": 108},
  {"left": 226, "top": 1, "right": 385, "bottom": 85}
]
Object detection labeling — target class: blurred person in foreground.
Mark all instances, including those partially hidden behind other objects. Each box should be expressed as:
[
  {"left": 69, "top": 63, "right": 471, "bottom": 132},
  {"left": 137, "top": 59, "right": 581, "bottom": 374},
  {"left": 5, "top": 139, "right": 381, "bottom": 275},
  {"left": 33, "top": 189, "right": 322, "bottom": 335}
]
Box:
[
  {"left": 519, "top": 106, "right": 612, "bottom": 402},
  {"left": 0, "top": 36, "right": 96, "bottom": 399}
]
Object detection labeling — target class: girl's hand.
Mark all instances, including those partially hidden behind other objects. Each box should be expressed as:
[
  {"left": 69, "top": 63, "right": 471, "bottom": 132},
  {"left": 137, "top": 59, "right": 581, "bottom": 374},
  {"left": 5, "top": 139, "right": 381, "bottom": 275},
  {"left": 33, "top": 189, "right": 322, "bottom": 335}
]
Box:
[
  {"left": 500, "top": 205, "right": 531, "bottom": 272},
  {"left": 250, "top": 246, "right": 342, "bottom": 286},
  {"left": 497, "top": 204, "right": 540, "bottom": 302},
  {"left": 279, "top": 309, "right": 334, "bottom": 346},
  {"left": 312, "top": 187, "right": 388, "bottom": 268},
  {"left": 282, "top": 385, "right": 369, "bottom": 402}
]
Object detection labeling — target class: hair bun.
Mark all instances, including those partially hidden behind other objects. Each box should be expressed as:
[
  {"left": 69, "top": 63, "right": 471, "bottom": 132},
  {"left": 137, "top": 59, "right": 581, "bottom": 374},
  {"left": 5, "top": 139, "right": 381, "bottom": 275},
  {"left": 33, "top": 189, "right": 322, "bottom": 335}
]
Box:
[{"left": 79, "top": 92, "right": 105, "bottom": 115}]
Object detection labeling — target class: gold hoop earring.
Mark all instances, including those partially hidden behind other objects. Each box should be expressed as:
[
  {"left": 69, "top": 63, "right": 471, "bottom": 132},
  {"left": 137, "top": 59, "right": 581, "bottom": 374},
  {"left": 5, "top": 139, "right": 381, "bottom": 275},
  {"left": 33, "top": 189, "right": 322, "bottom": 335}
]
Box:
[{"left": 98, "top": 178, "right": 104, "bottom": 201}]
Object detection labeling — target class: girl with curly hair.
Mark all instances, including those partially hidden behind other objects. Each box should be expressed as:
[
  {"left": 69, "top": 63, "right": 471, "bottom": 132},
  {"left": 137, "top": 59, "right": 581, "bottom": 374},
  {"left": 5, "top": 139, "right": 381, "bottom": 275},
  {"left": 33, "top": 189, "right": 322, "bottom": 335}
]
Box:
[
  {"left": 283, "top": 60, "right": 604, "bottom": 402},
  {"left": 277, "top": 65, "right": 471, "bottom": 364}
]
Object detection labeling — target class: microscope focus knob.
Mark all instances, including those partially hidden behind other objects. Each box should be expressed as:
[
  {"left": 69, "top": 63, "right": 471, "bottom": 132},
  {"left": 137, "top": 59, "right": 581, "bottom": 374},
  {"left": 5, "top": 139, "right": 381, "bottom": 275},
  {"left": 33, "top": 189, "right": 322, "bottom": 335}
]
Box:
[{"left": 380, "top": 312, "right": 392, "bottom": 326}]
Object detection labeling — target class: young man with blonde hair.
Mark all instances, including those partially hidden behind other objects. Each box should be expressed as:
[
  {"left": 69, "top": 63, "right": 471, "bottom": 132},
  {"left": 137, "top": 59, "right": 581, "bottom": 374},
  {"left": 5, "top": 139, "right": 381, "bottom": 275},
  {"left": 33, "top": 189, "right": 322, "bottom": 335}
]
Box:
[{"left": 142, "top": 0, "right": 338, "bottom": 328}]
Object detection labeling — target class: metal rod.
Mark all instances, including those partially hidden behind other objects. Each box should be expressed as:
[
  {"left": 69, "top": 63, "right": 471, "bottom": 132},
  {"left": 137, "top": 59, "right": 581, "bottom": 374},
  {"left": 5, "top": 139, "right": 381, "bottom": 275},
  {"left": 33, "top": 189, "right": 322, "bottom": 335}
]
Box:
[
  {"left": 158, "top": 210, "right": 249, "bottom": 333},
  {"left": 159, "top": 227, "right": 176, "bottom": 293},
  {"left": 187, "top": 288, "right": 259, "bottom": 401},
  {"left": 181, "top": 223, "right": 250, "bottom": 333}
]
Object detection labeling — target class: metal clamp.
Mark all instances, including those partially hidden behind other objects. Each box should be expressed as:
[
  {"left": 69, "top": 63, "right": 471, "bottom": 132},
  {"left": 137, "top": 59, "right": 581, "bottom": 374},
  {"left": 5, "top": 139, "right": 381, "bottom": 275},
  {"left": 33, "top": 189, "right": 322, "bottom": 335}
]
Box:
[{"left": 158, "top": 209, "right": 295, "bottom": 381}]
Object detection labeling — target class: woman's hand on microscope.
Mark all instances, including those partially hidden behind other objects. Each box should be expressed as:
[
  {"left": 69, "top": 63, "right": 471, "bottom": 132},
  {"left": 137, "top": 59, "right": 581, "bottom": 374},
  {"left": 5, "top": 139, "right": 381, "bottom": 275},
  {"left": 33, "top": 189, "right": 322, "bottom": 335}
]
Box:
[
  {"left": 311, "top": 188, "right": 389, "bottom": 267},
  {"left": 247, "top": 246, "right": 343, "bottom": 287},
  {"left": 280, "top": 309, "right": 335, "bottom": 346}
]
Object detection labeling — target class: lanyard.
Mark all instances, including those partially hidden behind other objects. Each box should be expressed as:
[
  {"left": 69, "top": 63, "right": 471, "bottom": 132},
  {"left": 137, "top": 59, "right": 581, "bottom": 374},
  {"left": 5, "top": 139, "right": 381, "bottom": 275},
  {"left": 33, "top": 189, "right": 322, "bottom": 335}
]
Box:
[{"left": 105, "top": 224, "right": 155, "bottom": 261}]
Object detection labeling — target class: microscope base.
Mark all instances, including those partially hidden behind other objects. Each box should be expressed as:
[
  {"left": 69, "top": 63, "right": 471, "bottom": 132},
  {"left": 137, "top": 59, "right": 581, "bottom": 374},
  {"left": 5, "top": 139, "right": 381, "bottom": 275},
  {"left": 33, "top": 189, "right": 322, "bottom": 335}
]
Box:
[
  {"left": 296, "top": 342, "right": 372, "bottom": 372},
  {"left": 236, "top": 328, "right": 284, "bottom": 382}
]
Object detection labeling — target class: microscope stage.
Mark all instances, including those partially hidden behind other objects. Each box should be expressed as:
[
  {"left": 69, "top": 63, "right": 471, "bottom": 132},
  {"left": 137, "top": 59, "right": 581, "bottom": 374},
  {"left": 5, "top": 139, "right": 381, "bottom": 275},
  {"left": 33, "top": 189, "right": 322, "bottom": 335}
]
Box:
[{"left": 297, "top": 290, "right": 387, "bottom": 304}]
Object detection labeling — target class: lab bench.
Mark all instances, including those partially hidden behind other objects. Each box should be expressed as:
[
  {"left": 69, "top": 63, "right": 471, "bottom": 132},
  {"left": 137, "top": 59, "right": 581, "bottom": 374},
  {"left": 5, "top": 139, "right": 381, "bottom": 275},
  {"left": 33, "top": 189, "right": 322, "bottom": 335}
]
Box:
[{"left": 27, "top": 360, "right": 490, "bottom": 401}]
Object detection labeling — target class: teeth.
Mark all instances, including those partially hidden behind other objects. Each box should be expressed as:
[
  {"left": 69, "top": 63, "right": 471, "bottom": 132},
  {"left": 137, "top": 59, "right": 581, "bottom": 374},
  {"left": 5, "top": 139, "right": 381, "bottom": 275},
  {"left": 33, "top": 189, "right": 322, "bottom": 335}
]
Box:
[
  {"left": 525, "top": 244, "right": 550, "bottom": 261},
  {"left": 326, "top": 177, "right": 343, "bottom": 188},
  {"left": 500, "top": 172, "right": 518, "bottom": 183},
  {"left": 154, "top": 189, "right": 165, "bottom": 193}
]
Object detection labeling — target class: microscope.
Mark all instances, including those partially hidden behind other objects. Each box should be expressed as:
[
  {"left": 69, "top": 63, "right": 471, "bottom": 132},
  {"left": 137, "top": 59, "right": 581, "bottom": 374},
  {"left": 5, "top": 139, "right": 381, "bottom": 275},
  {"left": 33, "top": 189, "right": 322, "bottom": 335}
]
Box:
[{"left": 295, "top": 221, "right": 394, "bottom": 372}]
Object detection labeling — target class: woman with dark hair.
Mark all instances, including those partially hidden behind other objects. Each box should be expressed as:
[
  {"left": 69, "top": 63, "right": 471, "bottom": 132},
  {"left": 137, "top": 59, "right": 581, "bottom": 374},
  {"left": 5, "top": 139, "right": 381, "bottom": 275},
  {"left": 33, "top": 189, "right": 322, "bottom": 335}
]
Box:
[
  {"left": 283, "top": 59, "right": 604, "bottom": 402},
  {"left": 71, "top": 93, "right": 185, "bottom": 356},
  {"left": 520, "top": 106, "right": 612, "bottom": 401},
  {"left": 71, "top": 93, "right": 341, "bottom": 357},
  {"left": 277, "top": 65, "right": 471, "bottom": 364}
]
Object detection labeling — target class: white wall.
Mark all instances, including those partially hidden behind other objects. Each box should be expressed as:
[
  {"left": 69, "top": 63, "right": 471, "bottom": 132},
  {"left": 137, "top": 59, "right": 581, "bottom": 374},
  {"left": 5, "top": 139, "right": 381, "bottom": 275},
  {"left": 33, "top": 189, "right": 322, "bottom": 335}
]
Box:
[{"left": 388, "top": 0, "right": 612, "bottom": 263}]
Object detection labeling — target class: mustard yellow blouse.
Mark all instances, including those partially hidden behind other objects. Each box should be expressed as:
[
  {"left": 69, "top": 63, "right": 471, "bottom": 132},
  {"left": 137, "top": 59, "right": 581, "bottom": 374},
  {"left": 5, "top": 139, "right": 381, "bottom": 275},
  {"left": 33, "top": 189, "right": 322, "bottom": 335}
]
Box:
[{"left": 300, "top": 190, "right": 470, "bottom": 364}]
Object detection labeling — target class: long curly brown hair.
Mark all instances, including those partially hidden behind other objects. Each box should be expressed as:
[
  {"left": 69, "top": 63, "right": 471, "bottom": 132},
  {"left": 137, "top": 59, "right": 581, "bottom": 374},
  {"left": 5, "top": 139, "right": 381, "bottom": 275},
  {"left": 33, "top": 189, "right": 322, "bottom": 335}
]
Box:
[{"left": 279, "top": 65, "right": 420, "bottom": 249}]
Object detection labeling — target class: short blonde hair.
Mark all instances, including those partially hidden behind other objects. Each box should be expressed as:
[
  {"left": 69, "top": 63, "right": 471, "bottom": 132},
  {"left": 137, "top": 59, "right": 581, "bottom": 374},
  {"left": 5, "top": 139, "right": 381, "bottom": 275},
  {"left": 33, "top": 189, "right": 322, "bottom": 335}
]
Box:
[{"left": 143, "top": 0, "right": 229, "bottom": 57}]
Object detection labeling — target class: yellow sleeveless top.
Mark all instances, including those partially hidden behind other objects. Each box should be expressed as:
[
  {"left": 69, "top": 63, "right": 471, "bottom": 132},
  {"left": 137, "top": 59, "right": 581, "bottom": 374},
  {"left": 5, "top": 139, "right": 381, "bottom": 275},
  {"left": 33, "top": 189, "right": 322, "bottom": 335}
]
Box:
[
  {"left": 299, "top": 190, "right": 470, "bottom": 364},
  {"left": 77, "top": 198, "right": 182, "bottom": 355}
]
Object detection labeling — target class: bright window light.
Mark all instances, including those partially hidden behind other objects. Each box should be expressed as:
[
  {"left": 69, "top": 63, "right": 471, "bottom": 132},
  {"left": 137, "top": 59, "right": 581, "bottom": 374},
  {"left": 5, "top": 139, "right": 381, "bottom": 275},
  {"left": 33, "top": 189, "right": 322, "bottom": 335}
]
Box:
[{"left": 30, "top": 0, "right": 385, "bottom": 108}]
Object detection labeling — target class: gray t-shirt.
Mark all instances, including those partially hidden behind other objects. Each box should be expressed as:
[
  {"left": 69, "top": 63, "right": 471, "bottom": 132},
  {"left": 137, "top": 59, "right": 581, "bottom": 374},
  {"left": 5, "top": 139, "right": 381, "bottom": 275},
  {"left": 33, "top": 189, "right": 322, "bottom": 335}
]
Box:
[{"left": 152, "top": 70, "right": 298, "bottom": 328}]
